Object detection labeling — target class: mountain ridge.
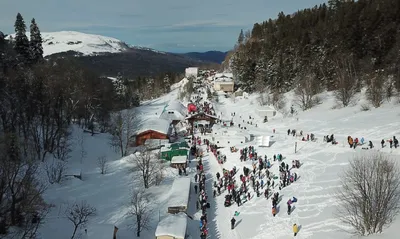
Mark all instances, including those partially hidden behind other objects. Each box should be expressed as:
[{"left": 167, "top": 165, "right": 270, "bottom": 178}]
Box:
[{"left": 181, "top": 50, "right": 228, "bottom": 64}]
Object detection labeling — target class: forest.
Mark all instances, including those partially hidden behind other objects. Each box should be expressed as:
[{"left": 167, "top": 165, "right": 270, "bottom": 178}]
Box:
[
  {"left": 0, "top": 13, "right": 185, "bottom": 238},
  {"left": 229, "top": 0, "right": 400, "bottom": 109}
]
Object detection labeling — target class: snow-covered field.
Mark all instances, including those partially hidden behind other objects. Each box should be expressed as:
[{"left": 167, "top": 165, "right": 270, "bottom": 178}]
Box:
[
  {"left": 6, "top": 31, "right": 129, "bottom": 56},
  {"left": 36, "top": 78, "right": 400, "bottom": 239}
]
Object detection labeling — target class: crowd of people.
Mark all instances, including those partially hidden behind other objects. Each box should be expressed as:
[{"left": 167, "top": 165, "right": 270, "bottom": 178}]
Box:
[
  {"left": 193, "top": 153, "right": 211, "bottom": 239},
  {"left": 189, "top": 84, "right": 304, "bottom": 238}
]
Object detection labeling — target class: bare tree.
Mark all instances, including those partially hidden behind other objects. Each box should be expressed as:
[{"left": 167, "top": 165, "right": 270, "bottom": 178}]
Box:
[
  {"left": 333, "top": 57, "right": 358, "bottom": 107},
  {"left": 294, "top": 72, "right": 319, "bottom": 111},
  {"left": 271, "top": 91, "right": 286, "bottom": 111},
  {"left": 109, "top": 110, "right": 136, "bottom": 157},
  {"left": 384, "top": 75, "right": 395, "bottom": 102},
  {"left": 45, "top": 159, "right": 67, "bottom": 184},
  {"left": 14, "top": 204, "right": 50, "bottom": 239},
  {"left": 0, "top": 134, "right": 49, "bottom": 237},
  {"left": 128, "top": 188, "right": 153, "bottom": 237},
  {"left": 336, "top": 152, "right": 400, "bottom": 236},
  {"left": 366, "top": 71, "right": 385, "bottom": 108},
  {"left": 65, "top": 200, "right": 96, "bottom": 239},
  {"left": 97, "top": 155, "right": 108, "bottom": 174},
  {"left": 131, "top": 149, "right": 164, "bottom": 188},
  {"left": 257, "top": 87, "right": 271, "bottom": 106},
  {"left": 54, "top": 128, "right": 72, "bottom": 162}
]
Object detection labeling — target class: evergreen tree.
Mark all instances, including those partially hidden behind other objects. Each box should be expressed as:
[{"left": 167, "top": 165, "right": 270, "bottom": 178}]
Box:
[
  {"left": 29, "top": 18, "right": 43, "bottom": 63},
  {"left": 14, "top": 13, "right": 30, "bottom": 62},
  {"left": 114, "top": 72, "right": 126, "bottom": 96},
  {"left": 163, "top": 74, "right": 171, "bottom": 93},
  {"left": 237, "top": 29, "right": 244, "bottom": 45}
]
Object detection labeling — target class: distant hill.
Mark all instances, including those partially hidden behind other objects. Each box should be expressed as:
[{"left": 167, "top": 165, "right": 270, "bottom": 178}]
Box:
[
  {"left": 47, "top": 48, "right": 219, "bottom": 78},
  {"left": 5, "top": 30, "right": 220, "bottom": 77},
  {"left": 6, "top": 31, "right": 129, "bottom": 56},
  {"left": 182, "top": 51, "right": 228, "bottom": 64}
]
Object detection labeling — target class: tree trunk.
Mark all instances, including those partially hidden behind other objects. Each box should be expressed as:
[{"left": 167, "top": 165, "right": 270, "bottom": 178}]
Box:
[
  {"left": 10, "top": 200, "right": 16, "bottom": 225},
  {"left": 71, "top": 225, "right": 78, "bottom": 239},
  {"left": 136, "top": 222, "right": 141, "bottom": 237}
]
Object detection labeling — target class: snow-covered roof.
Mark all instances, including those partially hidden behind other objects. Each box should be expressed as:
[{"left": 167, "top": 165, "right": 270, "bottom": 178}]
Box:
[
  {"left": 168, "top": 177, "right": 191, "bottom": 207},
  {"left": 136, "top": 117, "right": 171, "bottom": 136},
  {"left": 171, "top": 155, "right": 187, "bottom": 164},
  {"left": 155, "top": 212, "right": 187, "bottom": 238},
  {"left": 214, "top": 77, "right": 234, "bottom": 83},
  {"left": 214, "top": 72, "right": 233, "bottom": 78}
]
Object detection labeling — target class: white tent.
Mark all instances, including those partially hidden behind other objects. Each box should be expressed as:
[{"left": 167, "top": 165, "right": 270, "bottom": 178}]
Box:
[
  {"left": 256, "top": 136, "right": 271, "bottom": 147},
  {"left": 160, "top": 101, "right": 188, "bottom": 122},
  {"left": 155, "top": 212, "right": 187, "bottom": 239},
  {"left": 256, "top": 106, "right": 276, "bottom": 118}
]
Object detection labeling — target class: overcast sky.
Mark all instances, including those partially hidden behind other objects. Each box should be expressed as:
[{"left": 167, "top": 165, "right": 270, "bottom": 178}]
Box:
[{"left": 0, "top": 0, "right": 327, "bottom": 53}]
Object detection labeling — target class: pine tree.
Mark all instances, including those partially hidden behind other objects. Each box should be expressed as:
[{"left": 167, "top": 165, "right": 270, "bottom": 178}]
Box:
[
  {"left": 29, "top": 18, "right": 43, "bottom": 63},
  {"left": 14, "top": 13, "right": 30, "bottom": 62},
  {"left": 237, "top": 29, "right": 244, "bottom": 45},
  {"left": 0, "top": 31, "right": 5, "bottom": 53},
  {"left": 114, "top": 72, "right": 126, "bottom": 96},
  {"left": 163, "top": 74, "right": 171, "bottom": 93}
]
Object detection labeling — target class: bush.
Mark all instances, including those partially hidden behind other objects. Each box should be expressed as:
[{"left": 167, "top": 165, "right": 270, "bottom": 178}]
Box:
[
  {"left": 45, "top": 159, "right": 67, "bottom": 184},
  {"left": 360, "top": 104, "right": 371, "bottom": 111},
  {"left": 337, "top": 152, "right": 400, "bottom": 236}
]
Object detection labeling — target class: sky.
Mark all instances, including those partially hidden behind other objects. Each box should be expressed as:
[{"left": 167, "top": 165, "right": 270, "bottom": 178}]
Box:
[{"left": 0, "top": 0, "right": 327, "bottom": 53}]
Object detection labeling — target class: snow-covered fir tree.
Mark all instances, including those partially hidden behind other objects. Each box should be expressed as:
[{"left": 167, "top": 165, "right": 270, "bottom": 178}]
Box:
[
  {"left": 14, "top": 13, "right": 30, "bottom": 62},
  {"left": 114, "top": 73, "right": 127, "bottom": 96},
  {"left": 146, "top": 78, "right": 155, "bottom": 97},
  {"left": 163, "top": 74, "right": 171, "bottom": 93},
  {"left": 29, "top": 18, "right": 43, "bottom": 63}
]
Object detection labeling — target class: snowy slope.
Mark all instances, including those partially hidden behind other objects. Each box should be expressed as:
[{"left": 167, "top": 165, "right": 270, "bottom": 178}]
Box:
[
  {"left": 32, "top": 76, "right": 400, "bottom": 239},
  {"left": 203, "top": 88, "right": 400, "bottom": 239},
  {"left": 6, "top": 31, "right": 129, "bottom": 56}
]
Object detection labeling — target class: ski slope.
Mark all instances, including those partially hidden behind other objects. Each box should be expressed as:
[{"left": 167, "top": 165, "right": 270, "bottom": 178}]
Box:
[
  {"left": 204, "top": 88, "right": 400, "bottom": 239},
  {"left": 33, "top": 77, "right": 400, "bottom": 239}
]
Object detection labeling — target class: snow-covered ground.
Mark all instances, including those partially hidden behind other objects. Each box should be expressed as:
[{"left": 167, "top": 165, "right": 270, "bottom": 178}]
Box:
[
  {"left": 205, "top": 88, "right": 400, "bottom": 239},
  {"left": 35, "top": 77, "right": 400, "bottom": 239},
  {"left": 6, "top": 31, "right": 129, "bottom": 56}
]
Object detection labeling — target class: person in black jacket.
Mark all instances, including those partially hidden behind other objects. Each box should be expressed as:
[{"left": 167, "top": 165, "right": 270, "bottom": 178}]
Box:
[{"left": 231, "top": 217, "right": 236, "bottom": 229}]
